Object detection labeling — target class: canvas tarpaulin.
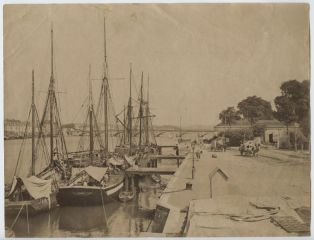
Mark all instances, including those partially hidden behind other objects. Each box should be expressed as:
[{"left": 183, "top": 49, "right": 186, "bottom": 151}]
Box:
[
  {"left": 21, "top": 176, "right": 52, "bottom": 199},
  {"left": 9, "top": 175, "right": 52, "bottom": 200},
  {"left": 83, "top": 166, "right": 108, "bottom": 182},
  {"left": 8, "top": 175, "right": 53, "bottom": 208}
]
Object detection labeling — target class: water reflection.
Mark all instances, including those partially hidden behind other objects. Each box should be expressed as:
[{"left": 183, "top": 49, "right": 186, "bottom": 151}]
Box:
[
  {"left": 4, "top": 135, "right": 196, "bottom": 237},
  {"left": 6, "top": 199, "right": 154, "bottom": 237}
]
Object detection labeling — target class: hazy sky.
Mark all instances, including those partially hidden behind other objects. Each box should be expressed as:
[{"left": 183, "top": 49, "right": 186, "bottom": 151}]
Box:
[{"left": 4, "top": 4, "right": 310, "bottom": 126}]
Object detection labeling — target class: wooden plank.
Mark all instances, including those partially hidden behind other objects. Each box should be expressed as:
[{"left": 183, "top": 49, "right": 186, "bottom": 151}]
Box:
[
  {"left": 271, "top": 216, "right": 310, "bottom": 233},
  {"left": 126, "top": 167, "right": 176, "bottom": 175},
  {"left": 159, "top": 145, "right": 178, "bottom": 148},
  {"left": 151, "top": 155, "right": 185, "bottom": 160}
]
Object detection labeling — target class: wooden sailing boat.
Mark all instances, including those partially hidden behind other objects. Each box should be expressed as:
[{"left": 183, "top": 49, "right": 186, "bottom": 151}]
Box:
[
  {"left": 134, "top": 73, "right": 159, "bottom": 163},
  {"left": 116, "top": 72, "right": 158, "bottom": 156},
  {"left": 5, "top": 70, "right": 58, "bottom": 217},
  {"left": 57, "top": 19, "right": 124, "bottom": 206},
  {"left": 35, "top": 26, "right": 70, "bottom": 181},
  {"left": 115, "top": 65, "right": 136, "bottom": 156},
  {"left": 67, "top": 66, "right": 105, "bottom": 168},
  {"left": 6, "top": 25, "right": 70, "bottom": 216},
  {"left": 57, "top": 164, "right": 124, "bottom": 206}
]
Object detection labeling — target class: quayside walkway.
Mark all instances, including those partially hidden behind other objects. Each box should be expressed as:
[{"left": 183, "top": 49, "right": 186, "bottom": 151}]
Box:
[{"left": 144, "top": 147, "right": 310, "bottom": 237}]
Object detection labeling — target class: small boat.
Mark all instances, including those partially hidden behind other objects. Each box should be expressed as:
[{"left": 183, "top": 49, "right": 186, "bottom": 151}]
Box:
[
  {"left": 118, "top": 190, "right": 135, "bottom": 202},
  {"left": 57, "top": 166, "right": 124, "bottom": 206},
  {"left": 5, "top": 176, "right": 58, "bottom": 217},
  {"left": 137, "top": 189, "right": 159, "bottom": 215}
]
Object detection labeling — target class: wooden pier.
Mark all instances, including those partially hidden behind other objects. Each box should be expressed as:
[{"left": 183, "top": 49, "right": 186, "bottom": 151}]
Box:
[
  {"left": 126, "top": 167, "right": 177, "bottom": 175},
  {"left": 152, "top": 155, "right": 185, "bottom": 160},
  {"left": 121, "top": 150, "right": 186, "bottom": 198}
]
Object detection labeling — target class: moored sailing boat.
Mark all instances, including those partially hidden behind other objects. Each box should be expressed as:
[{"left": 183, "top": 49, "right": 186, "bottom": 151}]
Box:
[
  {"left": 57, "top": 18, "right": 125, "bottom": 206},
  {"left": 115, "top": 71, "right": 159, "bottom": 157},
  {"left": 6, "top": 26, "right": 70, "bottom": 216},
  {"left": 5, "top": 70, "right": 58, "bottom": 217},
  {"left": 57, "top": 67, "right": 124, "bottom": 206},
  {"left": 67, "top": 65, "right": 106, "bottom": 168},
  {"left": 57, "top": 166, "right": 124, "bottom": 206},
  {"left": 115, "top": 65, "right": 136, "bottom": 156}
]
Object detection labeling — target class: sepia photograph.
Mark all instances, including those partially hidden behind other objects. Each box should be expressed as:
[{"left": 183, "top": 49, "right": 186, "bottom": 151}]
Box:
[{"left": 3, "top": 3, "right": 311, "bottom": 237}]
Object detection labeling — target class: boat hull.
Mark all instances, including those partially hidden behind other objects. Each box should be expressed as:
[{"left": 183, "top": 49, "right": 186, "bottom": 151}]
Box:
[
  {"left": 5, "top": 192, "right": 58, "bottom": 217},
  {"left": 57, "top": 177, "right": 124, "bottom": 206}
]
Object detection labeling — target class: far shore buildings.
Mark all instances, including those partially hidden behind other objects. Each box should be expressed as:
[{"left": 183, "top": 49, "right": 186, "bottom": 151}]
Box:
[
  {"left": 214, "top": 119, "right": 307, "bottom": 149},
  {"left": 4, "top": 119, "right": 57, "bottom": 138}
]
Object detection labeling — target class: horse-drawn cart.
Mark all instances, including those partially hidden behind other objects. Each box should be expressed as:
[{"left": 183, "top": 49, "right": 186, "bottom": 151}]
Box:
[{"left": 239, "top": 140, "right": 260, "bottom": 156}]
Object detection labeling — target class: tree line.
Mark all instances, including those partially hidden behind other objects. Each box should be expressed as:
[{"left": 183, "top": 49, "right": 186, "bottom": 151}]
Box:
[{"left": 219, "top": 79, "right": 310, "bottom": 138}]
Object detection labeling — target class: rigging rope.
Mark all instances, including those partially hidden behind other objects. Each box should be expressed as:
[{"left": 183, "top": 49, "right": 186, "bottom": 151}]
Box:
[
  {"left": 10, "top": 204, "right": 25, "bottom": 230},
  {"left": 12, "top": 107, "right": 32, "bottom": 179}
]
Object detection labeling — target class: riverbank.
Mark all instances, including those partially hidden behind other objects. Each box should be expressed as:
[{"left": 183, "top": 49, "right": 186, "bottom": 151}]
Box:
[{"left": 146, "top": 147, "right": 311, "bottom": 236}]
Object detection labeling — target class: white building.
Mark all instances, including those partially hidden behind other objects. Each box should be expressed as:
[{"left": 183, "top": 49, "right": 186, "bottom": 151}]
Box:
[{"left": 214, "top": 119, "right": 305, "bottom": 149}]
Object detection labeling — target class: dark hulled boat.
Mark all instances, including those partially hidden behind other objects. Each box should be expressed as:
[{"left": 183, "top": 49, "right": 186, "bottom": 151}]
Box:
[{"left": 57, "top": 166, "right": 124, "bottom": 206}]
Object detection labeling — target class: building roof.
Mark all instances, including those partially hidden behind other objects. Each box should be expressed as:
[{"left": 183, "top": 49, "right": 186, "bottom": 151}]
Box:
[
  {"left": 256, "top": 119, "right": 285, "bottom": 128},
  {"left": 215, "top": 119, "right": 298, "bottom": 129}
]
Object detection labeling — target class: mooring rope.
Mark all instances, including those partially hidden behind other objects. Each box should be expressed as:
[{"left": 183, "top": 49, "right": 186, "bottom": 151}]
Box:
[
  {"left": 21, "top": 191, "right": 30, "bottom": 235},
  {"left": 25, "top": 202, "right": 30, "bottom": 235},
  {"left": 99, "top": 186, "right": 109, "bottom": 230},
  {"left": 10, "top": 204, "right": 25, "bottom": 230}
]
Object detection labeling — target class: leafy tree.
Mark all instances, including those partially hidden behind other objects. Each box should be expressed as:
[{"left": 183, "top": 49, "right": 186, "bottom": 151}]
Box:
[
  {"left": 274, "top": 95, "right": 298, "bottom": 132},
  {"left": 219, "top": 107, "right": 241, "bottom": 125},
  {"left": 275, "top": 80, "right": 310, "bottom": 137},
  {"left": 252, "top": 125, "right": 265, "bottom": 137},
  {"left": 237, "top": 96, "right": 273, "bottom": 125}
]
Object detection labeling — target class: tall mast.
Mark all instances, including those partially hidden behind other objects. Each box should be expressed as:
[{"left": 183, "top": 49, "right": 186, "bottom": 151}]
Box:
[
  {"left": 103, "top": 17, "right": 109, "bottom": 154},
  {"left": 49, "top": 25, "right": 54, "bottom": 164},
  {"left": 89, "top": 65, "right": 94, "bottom": 163},
  {"left": 179, "top": 116, "right": 182, "bottom": 138},
  {"left": 123, "top": 105, "right": 126, "bottom": 145},
  {"left": 128, "top": 65, "right": 133, "bottom": 154},
  {"left": 31, "top": 70, "right": 35, "bottom": 175},
  {"left": 139, "top": 72, "right": 144, "bottom": 149},
  {"left": 145, "top": 75, "right": 149, "bottom": 145}
]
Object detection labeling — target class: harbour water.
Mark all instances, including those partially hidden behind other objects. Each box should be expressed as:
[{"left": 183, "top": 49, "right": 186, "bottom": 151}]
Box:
[{"left": 4, "top": 134, "right": 188, "bottom": 237}]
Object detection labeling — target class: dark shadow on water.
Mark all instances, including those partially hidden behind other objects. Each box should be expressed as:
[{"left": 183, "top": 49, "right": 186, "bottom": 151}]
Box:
[
  {"left": 59, "top": 205, "right": 118, "bottom": 233},
  {"left": 6, "top": 193, "right": 155, "bottom": 237}
]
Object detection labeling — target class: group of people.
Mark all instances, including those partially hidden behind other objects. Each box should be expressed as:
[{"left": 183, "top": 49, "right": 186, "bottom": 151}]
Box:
[{"left": 192, "top": 140, "right": 203, "bottom": 159}]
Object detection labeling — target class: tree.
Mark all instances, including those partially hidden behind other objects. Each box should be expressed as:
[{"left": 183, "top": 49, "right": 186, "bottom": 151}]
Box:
[
  {"left": 273, "top": 95, "right": 297, "bottom": 132},
  {"left": 219, "top": 107, "right": 241, "bottom": 125},
  {"left": 237, "top": 96, "right": 273, "bottom": 125},
  {"left": 276, "top": 80, "right": 310, "bottom": 137},
  {"left": 252, "top": 125, "right": 265, "bottom": 137}
]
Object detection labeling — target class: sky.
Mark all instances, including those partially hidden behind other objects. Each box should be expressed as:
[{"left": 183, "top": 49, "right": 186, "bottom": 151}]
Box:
[{"left": 4, "top": 4, "right": 310, "bottom": 127}]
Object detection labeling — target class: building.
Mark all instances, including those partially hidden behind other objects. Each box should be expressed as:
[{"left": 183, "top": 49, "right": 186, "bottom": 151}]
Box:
[{"left": 214, "top": 119, "right": 305, "bottom": 149}]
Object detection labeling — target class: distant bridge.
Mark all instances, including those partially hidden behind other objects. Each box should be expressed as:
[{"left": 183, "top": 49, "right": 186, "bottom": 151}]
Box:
[{"left": 65, "top": 127, "right": 216, "bottom": 138}]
